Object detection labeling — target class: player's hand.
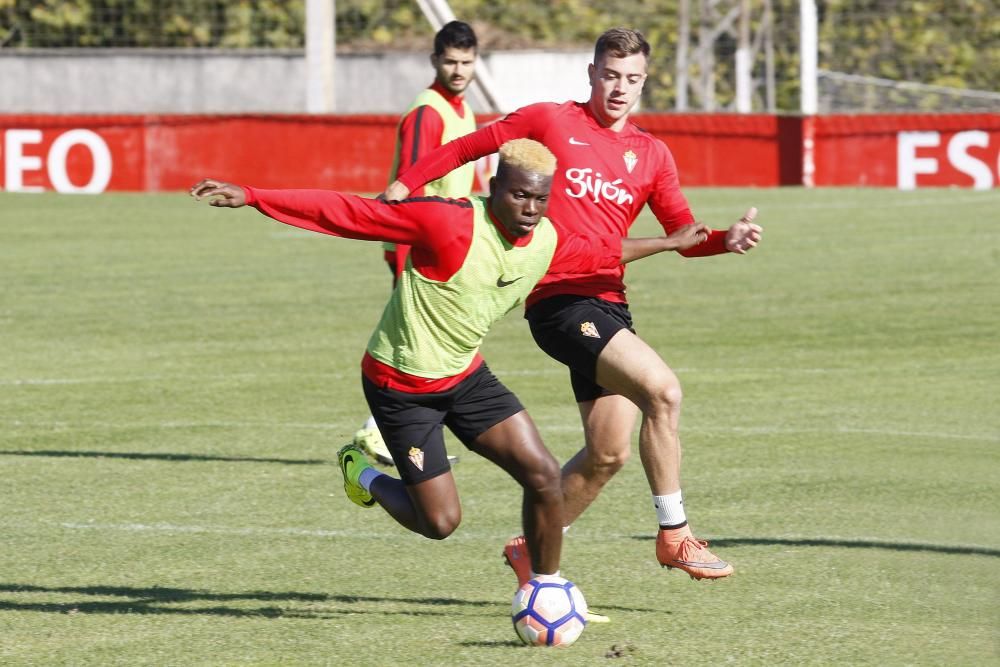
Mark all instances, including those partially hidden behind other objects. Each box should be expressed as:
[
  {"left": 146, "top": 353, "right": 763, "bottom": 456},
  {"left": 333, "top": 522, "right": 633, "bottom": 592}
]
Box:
[
  {"left": 666, "top": 222, "right": 710, "bottom": 250},
  {"left": 189, "top": 179, "right": 246, "bottom": 208},
  {"left": 725, "top": 207, "right": 762, "bottom": 254},
  {"left": 383, "top": 180, "right": 411, "bottom": 202}
]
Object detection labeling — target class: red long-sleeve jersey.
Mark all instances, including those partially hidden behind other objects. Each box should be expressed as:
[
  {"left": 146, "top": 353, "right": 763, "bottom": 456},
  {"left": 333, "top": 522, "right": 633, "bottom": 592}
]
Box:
[
  {"left": 396, "top": 101, "right": 729, "bottom": 307},
  {"left": 244, "top": 187, "right": 617, "bottom": 281},
  {"left": 243, "top": 187, "right": 622, "bottom": 392}
]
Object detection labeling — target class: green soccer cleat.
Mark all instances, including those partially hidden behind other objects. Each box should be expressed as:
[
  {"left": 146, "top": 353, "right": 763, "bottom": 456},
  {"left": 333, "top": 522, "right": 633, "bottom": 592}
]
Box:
[{"left": 337, "top": 444, "right": 376, "bottom": 508}]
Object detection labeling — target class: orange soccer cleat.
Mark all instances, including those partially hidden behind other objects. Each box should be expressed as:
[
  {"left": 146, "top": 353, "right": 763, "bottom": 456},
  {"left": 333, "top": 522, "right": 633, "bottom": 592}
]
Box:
[
  {"left": 503, "top": 535, "right": 533, "bottom": 589},
  {"left": 656, "top": 525, "right": 734, "bottom": 580}
]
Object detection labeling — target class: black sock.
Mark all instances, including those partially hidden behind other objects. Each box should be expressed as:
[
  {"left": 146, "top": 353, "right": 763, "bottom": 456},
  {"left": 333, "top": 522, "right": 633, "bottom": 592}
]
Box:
[{"left": 659, "top": 520, "right": 688, "bottom": 531}]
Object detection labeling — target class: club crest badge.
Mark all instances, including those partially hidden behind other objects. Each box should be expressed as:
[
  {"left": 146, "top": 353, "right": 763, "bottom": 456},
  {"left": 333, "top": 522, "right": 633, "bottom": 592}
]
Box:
[
  {"left": 623, "top": 149, "right": 638, "bottom": 173},
  {"left": 408, "top": 446, "right": 425, "bottom": 471},
  {"left": 580, "top": 321, "right": 601, "bottom": 339}
]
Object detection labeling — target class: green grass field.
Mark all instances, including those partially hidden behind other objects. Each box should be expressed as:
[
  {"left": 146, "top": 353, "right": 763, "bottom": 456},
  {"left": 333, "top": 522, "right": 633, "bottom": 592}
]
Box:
[{"left": 1, "top": 187, "right": 997, "bottom": 665}]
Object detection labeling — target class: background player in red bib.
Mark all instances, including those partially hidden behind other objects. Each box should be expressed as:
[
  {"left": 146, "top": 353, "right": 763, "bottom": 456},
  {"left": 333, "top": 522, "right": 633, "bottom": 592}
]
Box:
[
  {"left": 386, "top": 28, "right": 763, "bottom": 590},
  {"left": 383, "top": 19, "right": 480, "bottom": 279}
]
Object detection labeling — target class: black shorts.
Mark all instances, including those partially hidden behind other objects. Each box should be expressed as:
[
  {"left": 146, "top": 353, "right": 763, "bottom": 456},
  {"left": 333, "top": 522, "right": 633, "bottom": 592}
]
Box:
[
  {"left": 525, "top": 294, "right": 635, "bottom": 403},
  {"left": 361, "top": 363, "right": 524, "bottom": 485}
]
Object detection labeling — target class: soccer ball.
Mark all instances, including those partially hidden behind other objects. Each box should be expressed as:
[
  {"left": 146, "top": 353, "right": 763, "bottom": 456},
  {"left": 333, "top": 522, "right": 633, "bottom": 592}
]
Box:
[{"left": 511, "top": 575, "right": 588, "bottom": 647}]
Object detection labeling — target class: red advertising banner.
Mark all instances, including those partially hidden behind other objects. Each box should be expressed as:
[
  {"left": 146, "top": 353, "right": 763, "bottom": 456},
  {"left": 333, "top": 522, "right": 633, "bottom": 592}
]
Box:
[
  {"left": 813, "top": 113, "right": 1000, "bottom": 189},
  {"left": 0, "top": 114, "right": 398, "bottom": 194},
  {"left": 1, "top": 113, "right": 996, "bottom": 193},
  {"left": 632, "top": 113, "right": 804, "bottom": 187},
  {"left": 0, "top": 115, "right": 147, "bottom": 192}
]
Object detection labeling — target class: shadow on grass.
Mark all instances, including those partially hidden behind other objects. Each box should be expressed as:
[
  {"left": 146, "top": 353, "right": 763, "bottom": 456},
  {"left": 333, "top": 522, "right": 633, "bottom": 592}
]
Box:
[
  {"left": 632, "top": 535, "right": 1000, "bottom": 558},
  {"left": 0, "top": 583, "right": 500, "bottom": 619},
  {"left": 0, "top": 583, "right": 663, "bottom": 620},
  {"left": 0, "top": 449, "right": 326, "bottom": 465},
  {"left": 458, "top": 640, "right": 526, "bottom": 648}
]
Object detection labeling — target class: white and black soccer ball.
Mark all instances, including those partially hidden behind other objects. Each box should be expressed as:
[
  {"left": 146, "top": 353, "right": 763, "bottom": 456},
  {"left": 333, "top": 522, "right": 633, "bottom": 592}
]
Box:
[{"left": 511, "top": 575, "right": 588, "bottom": 647}]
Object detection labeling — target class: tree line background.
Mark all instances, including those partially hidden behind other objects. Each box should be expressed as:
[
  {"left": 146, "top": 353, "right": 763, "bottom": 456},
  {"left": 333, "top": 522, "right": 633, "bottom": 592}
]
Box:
[{"left": 2, "top": 0, "right": 997, "bottom": 112}]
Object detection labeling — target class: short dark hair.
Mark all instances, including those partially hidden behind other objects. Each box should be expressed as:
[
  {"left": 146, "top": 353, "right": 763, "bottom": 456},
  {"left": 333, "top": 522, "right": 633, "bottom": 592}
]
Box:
[
  {"left": 594, "top": 27, "right": 650, "bottom": 63},
  {"left": 434, "top": 20, "right": 477, "bottom": 55}
]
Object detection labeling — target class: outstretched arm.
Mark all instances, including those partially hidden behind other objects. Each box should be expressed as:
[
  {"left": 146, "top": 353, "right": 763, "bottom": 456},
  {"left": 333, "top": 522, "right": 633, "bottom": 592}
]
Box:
[
  {"left": 724, "top": 207, "right": 762, "bottom": 254},
  {"left": 190, "top": 179, "right": 247, "bottom": 207},
  {"left": 384, "top": 125, "right": 499, "bottom": 201},
  {"left": 551, "top": 223, "right": 711, "bottom": 274},
  {"left": 190, "top": 178, "right": 428, "bottom": 245},
  {"left": 646, "top": 145, "right": 763, "bottom": 258},
  {"left": 674, "top": 206, "right": 762, "bottom": 258},
  {"left": 621, "top": 223, "right": 710, "bottom": 263},
  {"left": 383, "top": 103, "right": 555, "bottom": 201}
]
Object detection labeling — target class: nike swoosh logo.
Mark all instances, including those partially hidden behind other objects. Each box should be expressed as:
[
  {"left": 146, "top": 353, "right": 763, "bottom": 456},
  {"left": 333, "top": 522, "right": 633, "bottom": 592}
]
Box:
[
  {"left": 496, "top": 275, "right": 524, "bottom": 288},
  {"left": 568, "top": 137, "right": 590, "bottom": 146}
]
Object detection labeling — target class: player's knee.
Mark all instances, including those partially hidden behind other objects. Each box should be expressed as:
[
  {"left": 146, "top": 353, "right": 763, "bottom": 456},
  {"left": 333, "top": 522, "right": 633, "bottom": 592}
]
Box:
[
  {"left": 586, "top": 442, "right": 630, "bottom": 475},
  {"left": 522, "top": 453, "right": 562, "bottom": 498},
  {"left": 639, "top": 377, "right": 683, "bottom": 416},
  {"left": 421, "top": 508, "right": 461, "bottom": 540}
]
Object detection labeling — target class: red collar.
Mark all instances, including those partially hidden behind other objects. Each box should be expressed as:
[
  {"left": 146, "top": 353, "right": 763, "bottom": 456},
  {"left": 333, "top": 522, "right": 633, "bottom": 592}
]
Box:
[
  {"left": 431, "top": 80, "right": 466, "bottom": 114},
  {"left": 577, "top": 100, "right": 634, "bottom": 136}
]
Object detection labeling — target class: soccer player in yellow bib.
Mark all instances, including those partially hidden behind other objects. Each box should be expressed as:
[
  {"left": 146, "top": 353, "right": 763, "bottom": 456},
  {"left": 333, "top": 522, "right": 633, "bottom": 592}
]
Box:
[{"left": 190, "top": 139, "right": 711, "bottom": 591}]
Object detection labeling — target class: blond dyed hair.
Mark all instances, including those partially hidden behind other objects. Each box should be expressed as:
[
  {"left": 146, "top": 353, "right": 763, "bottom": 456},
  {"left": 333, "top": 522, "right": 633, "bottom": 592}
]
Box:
[{"left": 498, "top": 139, "right": 557, "bottom": 177}]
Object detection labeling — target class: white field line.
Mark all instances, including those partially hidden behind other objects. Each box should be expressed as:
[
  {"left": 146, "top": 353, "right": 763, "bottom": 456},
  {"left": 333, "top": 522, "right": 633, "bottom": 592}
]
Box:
[
  {"left": 536, "top": 424, "right": 999, "bottom": 441},
  {"left": 681, "top": 425, "right": 1000, "bottom": 442},
  {"left": 53, "top": 521, "right": 499, "bottom": 542},
  {"left": 690, "top": 192, "right": 1000, "bottom": 216},
  {"left": 0, "top": 366, "right": 881, "bottom": 388},
  {"left": 2, "top": 417, "right": 995, "bottom": 442},
  {"left": 832, "top": 426, "right": 999, "bottom": 441},
  {"left": 60, "top": 521, "right": 365, "bottom": 539},
  {"left": 3, "top": 419, "right": 350, "bottom": 431},
  {"left": 0, "top": 367, "right": 561, "bottom": 387},
  {"left": 0, "top": 372, "right": 355, "bottom": 387}
]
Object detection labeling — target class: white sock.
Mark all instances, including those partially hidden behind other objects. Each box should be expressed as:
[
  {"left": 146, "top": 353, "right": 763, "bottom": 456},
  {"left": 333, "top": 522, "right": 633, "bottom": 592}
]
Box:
[
  {"left": 358, "top": 466, "right": 386, "bottom": 492},
  {"left": 362, "top": 415, "right": 377, "bottom": 430},
  {"left": 562, "top": 525, "right": 571, "bottom": 534},
  {"left": 653, "top": 490, "right": 687, "bottom": 528}
]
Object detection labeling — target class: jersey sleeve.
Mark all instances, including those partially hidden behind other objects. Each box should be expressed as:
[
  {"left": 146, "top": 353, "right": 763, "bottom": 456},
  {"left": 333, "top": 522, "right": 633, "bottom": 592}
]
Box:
[
  {"left": 397, "top": 103, "right": 559, "bottom": 192},
  {"left": 244, "top": 186, "right": 431, "bottom": 245},
  {"left": 646, "top": 144, "right": 729, "bottom": 257},
  {"left": 646, "top": 144, "right": 696, "bottom": 233},
  {"left": 548, "top": 229, "right": 623, "bottom": 274},
  {"left": 396, "top": 105, "right": 446, "bottom": 198}
]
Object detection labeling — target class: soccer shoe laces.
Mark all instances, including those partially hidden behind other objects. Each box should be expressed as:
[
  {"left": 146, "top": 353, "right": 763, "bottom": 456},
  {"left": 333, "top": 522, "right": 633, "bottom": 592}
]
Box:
[{"left": 678, "top": 535, "right": 716, "bottom": 560}]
